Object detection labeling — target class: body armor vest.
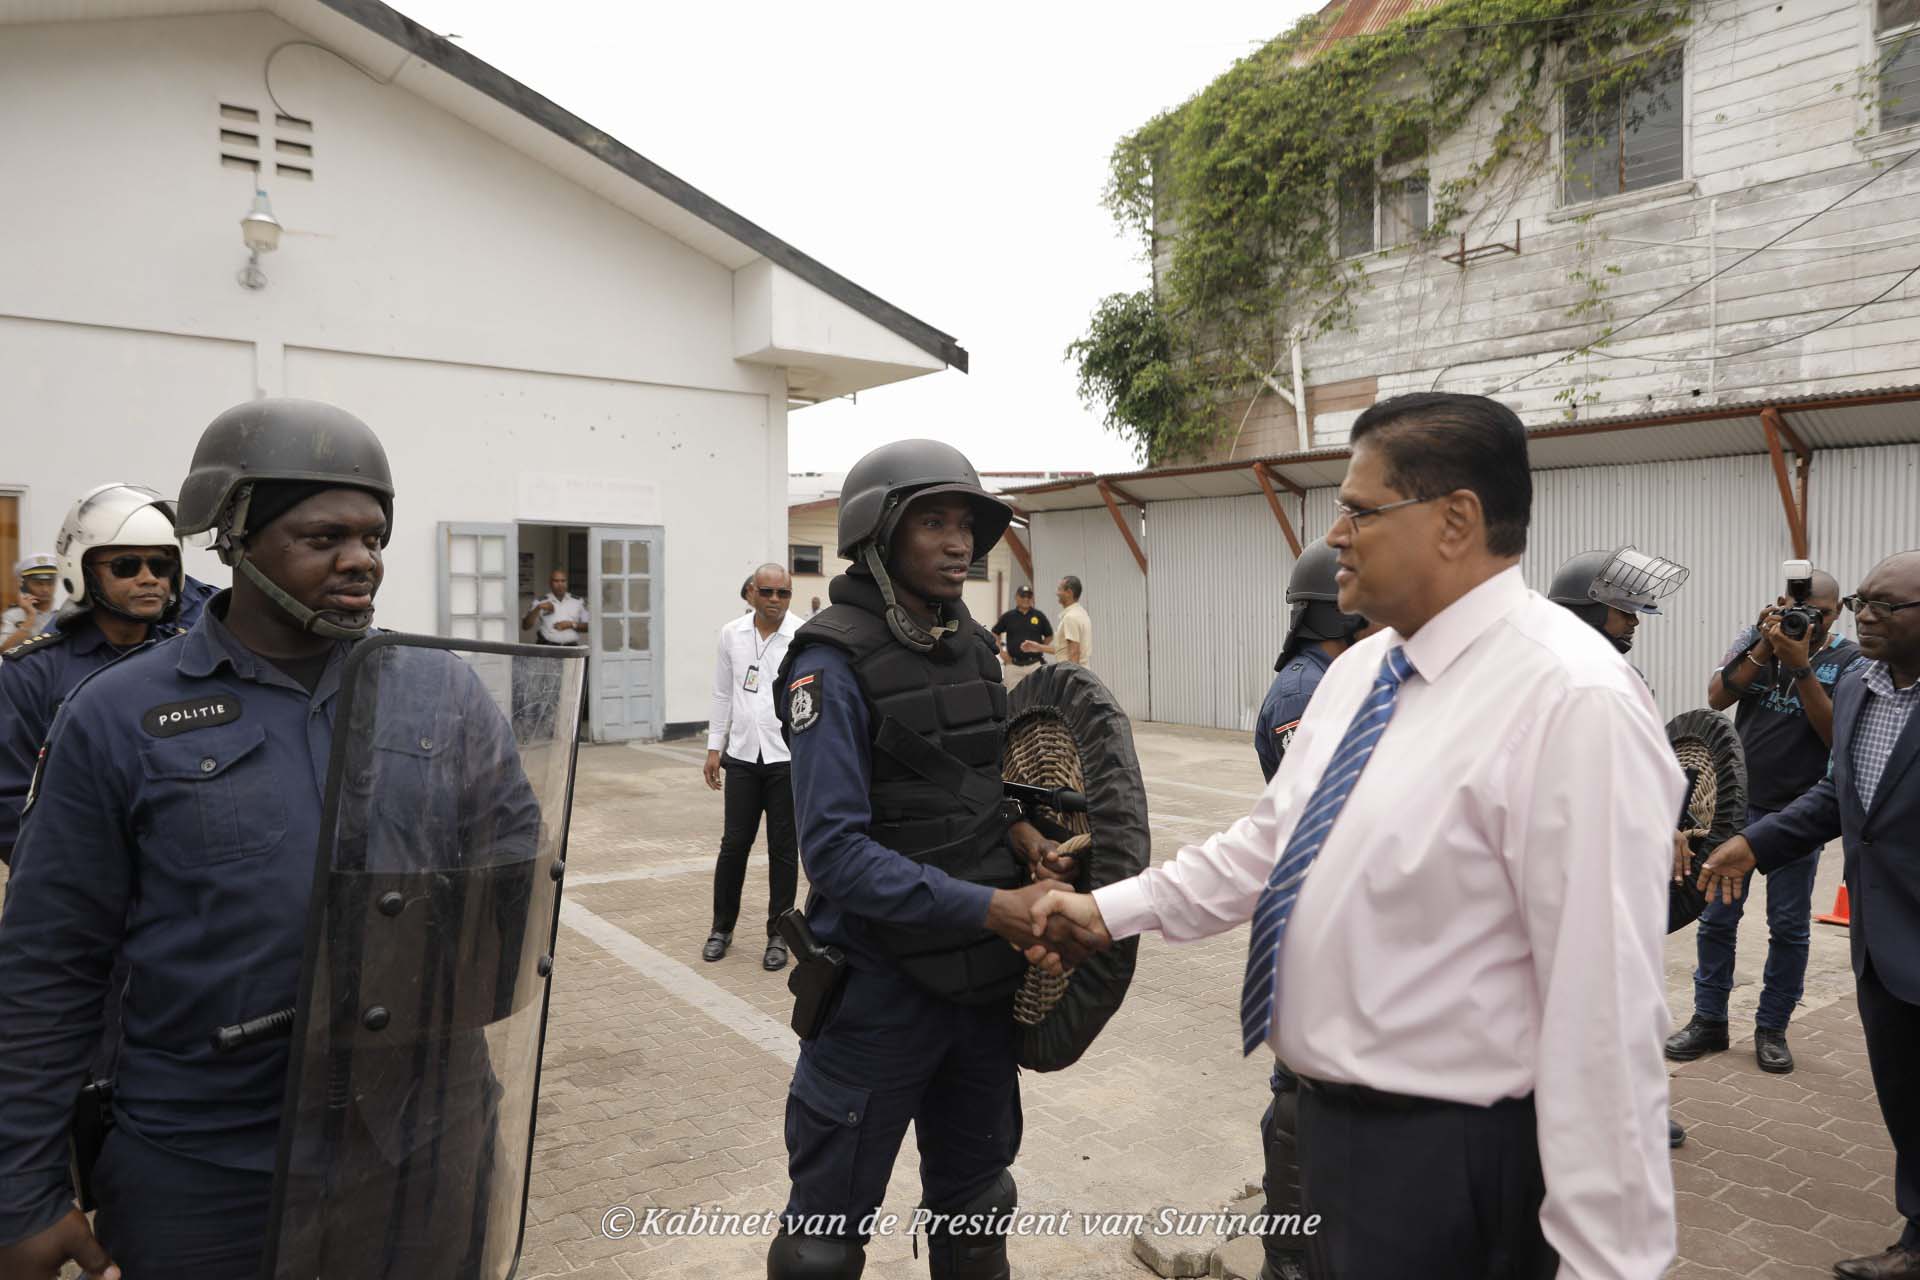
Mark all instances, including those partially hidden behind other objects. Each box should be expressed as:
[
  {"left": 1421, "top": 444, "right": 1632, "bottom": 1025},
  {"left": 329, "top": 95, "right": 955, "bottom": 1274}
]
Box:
[{"left": 781, "top": 573, "right": 1026, "bottom": 1004}]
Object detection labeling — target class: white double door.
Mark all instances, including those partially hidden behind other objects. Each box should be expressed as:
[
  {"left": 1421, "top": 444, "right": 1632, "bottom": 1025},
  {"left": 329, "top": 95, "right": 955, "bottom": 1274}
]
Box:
[{"left": 438, "top": 522, "right": 662, "bottom": 742}]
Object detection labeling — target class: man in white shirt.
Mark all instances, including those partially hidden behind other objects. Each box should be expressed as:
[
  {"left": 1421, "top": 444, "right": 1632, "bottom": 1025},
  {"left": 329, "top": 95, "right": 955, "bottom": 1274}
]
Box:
[
  {"left": 1023, "top": 575, "right": 1092, "bottom": 667},
  {"left": 1032, "top": 393, "right": 1681, "bottom": 1280},
  {"left": 522, "top": 568, "right": 589, "bottom": 646},
  {"left": 704, "top": 563, "right": 801, "bottom": 970}
]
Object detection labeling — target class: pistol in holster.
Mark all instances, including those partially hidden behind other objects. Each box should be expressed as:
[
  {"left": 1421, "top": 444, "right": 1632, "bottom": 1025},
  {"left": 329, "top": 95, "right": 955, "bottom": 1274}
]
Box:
[
  {"left": 776, "top": 909, "right": 848, "bottom": 1041},
  {"left": 68, "top": 1077, "right": 115, "bottom": 1212}
]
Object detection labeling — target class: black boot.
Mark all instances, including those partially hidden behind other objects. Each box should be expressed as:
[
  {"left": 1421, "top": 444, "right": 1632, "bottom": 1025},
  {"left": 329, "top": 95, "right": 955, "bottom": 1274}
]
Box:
[
  {"left": 1754, "top": 1026, "right": 1795, "bottom": 1074},
  {"left": 702, "top": 930, "right": 731, "bottom": 962},
  {"left": 1664, "top": 1015, "right": 1729, "bottom": 1062}
]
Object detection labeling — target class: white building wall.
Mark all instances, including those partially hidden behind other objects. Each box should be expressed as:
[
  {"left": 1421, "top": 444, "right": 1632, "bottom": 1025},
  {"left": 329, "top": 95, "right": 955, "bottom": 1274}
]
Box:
[
  {"left": 0, "top": 11, "right": 798, "bottom": 730},
  {"left": 1029, "top": 508, "right": 1150, "bottom": 719},
  {"left": 1209, "top": 0, "right": 1920, "bottom": 458}
]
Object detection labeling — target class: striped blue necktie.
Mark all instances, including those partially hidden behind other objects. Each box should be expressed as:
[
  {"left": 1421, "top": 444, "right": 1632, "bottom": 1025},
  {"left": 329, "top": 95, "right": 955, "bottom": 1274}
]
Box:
[{"left": 1240, "top": 645, "right": 1415, "bottom": 1056}]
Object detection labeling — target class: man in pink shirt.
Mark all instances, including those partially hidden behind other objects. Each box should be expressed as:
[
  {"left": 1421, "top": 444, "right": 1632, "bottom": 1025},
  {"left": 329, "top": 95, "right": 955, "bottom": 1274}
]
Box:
[{"left": 1032, "top": 393, "right": 1681, "bottom": 1280}]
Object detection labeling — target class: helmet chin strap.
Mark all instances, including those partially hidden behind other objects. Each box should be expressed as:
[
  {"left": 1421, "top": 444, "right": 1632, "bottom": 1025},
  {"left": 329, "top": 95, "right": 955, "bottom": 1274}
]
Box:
[
  {"left": 236, "top": 555, "right": 372, "bottom": 641},
  {"left": 861, "top": 544, "right": 956, "bottom": 654}
]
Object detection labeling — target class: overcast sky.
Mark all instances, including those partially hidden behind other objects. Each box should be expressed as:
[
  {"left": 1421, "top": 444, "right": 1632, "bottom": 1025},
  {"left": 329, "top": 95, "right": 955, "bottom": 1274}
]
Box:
[{"left": 396, "top": 1, "right": 1321, "bottom": 475}]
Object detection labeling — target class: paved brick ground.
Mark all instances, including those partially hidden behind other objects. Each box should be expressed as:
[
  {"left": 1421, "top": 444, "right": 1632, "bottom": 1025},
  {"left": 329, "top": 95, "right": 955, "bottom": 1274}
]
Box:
[{"left": 3, "top": 719, "right": 1903, "bottom": 1278}]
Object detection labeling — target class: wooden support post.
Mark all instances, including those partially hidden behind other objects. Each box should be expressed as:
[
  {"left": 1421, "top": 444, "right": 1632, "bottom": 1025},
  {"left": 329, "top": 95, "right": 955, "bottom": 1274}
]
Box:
[
  {"left": 1253, "top": 463, "right": 1302, "bottom": 557},
  {"left": 1759, "top": 408, "right": 1809, "bottom": 559},
  {"left": 1097, "top": 480, "right": 1149, "bottom": 574},
  {"left": 1104, "top": 480, "right": 1149, "bottom": 514},
  {"left": 1002, "top": 527, "right": 1034, "bottom": 581}
]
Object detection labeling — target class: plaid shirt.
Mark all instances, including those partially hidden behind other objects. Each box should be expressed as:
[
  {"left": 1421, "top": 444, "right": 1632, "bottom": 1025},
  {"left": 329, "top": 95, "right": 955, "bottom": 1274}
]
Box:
[{"left": 1852, "top": 660, "right": 1919, "bottom": 810}]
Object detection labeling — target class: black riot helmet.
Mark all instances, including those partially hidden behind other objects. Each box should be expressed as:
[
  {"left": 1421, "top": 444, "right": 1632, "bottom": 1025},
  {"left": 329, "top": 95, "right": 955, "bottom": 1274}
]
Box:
[
  {"left": 1276, "top": 539, "right": 1367, "bottom": 670},
  {"left": 835, "top": 439, "right": 1012, "bottom": 652},
  {"left": 1549, "top": 545, "right": 1689, "bottom": 651},
  {"left": 836, "top": 439, "right": 1012, "bottom": 561},
  {"left": 174, "top": 398, "right": 395, "bottom": 640}
]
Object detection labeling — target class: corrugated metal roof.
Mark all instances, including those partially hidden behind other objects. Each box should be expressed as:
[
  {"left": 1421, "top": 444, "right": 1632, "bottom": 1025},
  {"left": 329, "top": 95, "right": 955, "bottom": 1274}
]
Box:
[
  {"left": 1297, "top": 0, "right": 1447, "bottom": 60},
  {"left": 1005, "top": 385, "right": 1920, "bottom": 513}
]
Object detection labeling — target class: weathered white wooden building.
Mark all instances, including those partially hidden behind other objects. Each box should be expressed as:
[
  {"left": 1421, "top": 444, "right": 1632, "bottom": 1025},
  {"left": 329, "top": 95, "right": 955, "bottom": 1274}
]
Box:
[
  {"left": 1017, "top": 0, "right": 1920, "bottom": 736},
  {"left": 0, "top": 0, "right": 965, "bottom": 742}
]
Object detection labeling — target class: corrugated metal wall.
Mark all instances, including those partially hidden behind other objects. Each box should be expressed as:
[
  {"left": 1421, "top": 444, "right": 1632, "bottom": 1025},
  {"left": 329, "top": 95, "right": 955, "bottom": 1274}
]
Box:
[
  {"left": 1028, "top": 444, "right": 1917, "bottom": 733},
  {"left": 1521, "top": 455, "right": 1792, "bottom": 722},
  {"left": 1029, "top": 506, "right": 1152, "bottom": 718},
  {"left": 1144, "top": 495, "right": 1302, "bottom": 731},
  {"left": 1807, "top": 444, "right": 1920, "bottom": 601}
]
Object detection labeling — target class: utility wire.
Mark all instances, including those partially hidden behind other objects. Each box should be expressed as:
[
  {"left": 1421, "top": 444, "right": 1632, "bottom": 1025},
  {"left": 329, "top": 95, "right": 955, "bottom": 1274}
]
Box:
[
  {"left": 1587, "top": 259, "right": 1920, "bottom": 363},
  {"left": 1491, "top": 146, "right": 1920, "bottom": 393}
]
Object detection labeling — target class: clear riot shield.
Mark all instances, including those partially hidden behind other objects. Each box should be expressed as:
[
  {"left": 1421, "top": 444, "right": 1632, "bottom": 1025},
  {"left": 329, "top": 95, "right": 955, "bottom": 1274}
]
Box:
[{"left": 260, "top": 634, "right": 586, "bottom": 1280}]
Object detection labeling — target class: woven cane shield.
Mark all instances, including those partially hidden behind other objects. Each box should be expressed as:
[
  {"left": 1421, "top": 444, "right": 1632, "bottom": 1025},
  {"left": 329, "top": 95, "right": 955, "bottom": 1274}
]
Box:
[
  {"left": 1665, "top": 708, "right": 1748, "bottom": 934},
  {"left": 1003, "top": 662, "right": 1150, "bottom": 1071}
]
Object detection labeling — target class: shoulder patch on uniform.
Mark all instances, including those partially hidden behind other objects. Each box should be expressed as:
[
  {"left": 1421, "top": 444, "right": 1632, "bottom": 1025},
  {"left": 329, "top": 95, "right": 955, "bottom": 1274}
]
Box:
[
  {"left": 1273, "top": 719, "right": 1301, "bottom": 755},
  {"left": 788, "top": 672, "right": 821, "bottom": 733},
  {"left": 142, "top": 694, "right": 242, "bottom": 737}
]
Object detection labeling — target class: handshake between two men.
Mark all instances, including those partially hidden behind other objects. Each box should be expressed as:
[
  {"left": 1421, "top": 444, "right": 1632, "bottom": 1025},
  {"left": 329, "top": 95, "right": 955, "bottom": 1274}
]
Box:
[{"left": 980, "top": 821, "right": 1113, "bottom": 972}]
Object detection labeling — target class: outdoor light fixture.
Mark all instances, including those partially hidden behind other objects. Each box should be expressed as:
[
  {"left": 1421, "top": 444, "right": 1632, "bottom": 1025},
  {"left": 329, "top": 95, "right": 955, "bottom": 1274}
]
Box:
[{"left": 237, "top": 188, "right": 283, "bottom": 290}]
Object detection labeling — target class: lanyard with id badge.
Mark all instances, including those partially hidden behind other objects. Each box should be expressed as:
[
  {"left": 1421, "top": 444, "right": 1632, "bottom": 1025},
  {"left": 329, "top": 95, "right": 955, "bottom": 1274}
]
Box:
[{"left": 744, "top": 626, "right": 781, "bottom": 693}]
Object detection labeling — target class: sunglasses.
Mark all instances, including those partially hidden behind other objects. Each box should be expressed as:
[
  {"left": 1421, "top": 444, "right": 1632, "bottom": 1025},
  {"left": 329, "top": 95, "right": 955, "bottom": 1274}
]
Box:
[
  {"left": 755, "top": 587, "right": 793, "bottom": 599},
  {"left": 1843, "top": 594, "right": 1920, "bottom": 619},
  {"left": 94, "top": 554, "right": 178, "bottom": 580}
]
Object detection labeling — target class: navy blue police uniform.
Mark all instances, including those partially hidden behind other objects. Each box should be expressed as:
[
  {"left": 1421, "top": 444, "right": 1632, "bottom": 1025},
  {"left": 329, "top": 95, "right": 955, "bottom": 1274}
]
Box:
[
  {"left": 770, "top": 572, "right": 1026, "bottom": 1268},
  {"left": 1253, "top": 646, "right": 1333, "bottom": 784},
  {"left": 1250, "top": 644, "right": 1334, "bottom": 1275},
  {"left": 0, "top": 593, "right": 522, "bottom": 1276},
  {"left": 0, "top": 613, "right": 185, "bottom": 865}
]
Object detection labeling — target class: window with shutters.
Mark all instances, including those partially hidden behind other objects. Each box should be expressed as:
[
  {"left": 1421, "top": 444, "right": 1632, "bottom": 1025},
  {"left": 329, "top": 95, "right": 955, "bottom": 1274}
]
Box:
[
  {"left": 790, "top": 544, "right": 824, "bottom": 576},
  {"left": 1561, "top": 49, "right": 1685, "bottom": 205},
  {"left": 1880, "top": 0, "right": 1920, "bottom": 132}
]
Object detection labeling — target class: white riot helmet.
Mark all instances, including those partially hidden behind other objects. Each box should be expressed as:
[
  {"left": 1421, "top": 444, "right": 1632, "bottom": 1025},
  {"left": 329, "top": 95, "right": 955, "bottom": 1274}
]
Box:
[{"left": 54, "top": 483, "right": 184, "bottom": 621}]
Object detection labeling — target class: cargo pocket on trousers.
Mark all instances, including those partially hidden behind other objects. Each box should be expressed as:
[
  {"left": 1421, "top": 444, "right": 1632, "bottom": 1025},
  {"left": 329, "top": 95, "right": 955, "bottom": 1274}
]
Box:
[{"left": 784, "top": 1055, "right": 873, "bottom": 1220}]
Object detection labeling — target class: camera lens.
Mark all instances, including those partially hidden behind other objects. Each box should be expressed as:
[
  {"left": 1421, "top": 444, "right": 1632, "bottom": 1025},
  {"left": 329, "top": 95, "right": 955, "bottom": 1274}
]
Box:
[{"left": 1780, "top": 609, "right": 1810, "bottom": 640}]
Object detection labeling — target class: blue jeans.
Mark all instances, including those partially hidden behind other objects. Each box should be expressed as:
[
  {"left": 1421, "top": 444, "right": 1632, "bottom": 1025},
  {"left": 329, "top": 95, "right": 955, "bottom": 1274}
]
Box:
[{"left": 1693, "top": 804, "right": 1822, "bottom": 1030}]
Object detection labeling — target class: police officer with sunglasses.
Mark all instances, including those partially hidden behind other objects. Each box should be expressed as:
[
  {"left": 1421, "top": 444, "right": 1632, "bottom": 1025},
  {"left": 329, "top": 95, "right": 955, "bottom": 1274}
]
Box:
[{"left": 0, "top": 484, "right": 215, "bottom": 867}]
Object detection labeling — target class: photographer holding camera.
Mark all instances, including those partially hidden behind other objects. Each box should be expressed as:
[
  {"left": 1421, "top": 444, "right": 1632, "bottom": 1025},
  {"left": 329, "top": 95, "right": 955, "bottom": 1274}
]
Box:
[{"left": 1668, "top": 563, "right": 1861, "bottom": 1074}]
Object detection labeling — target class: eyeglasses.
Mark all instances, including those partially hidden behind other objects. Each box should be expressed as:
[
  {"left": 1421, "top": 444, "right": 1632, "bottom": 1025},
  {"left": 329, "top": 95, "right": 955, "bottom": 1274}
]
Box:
[
  {"left": 755, "top": 587, "right": 793, "bottom": 599},
  {"left": 1843, "top": 595, "right": 1920, "bottom": 619},
  {"left": 94, "top": 554, "right": 178, "bottom": 580},
  {"left": 1332, "top": 495, "right": 1436, "bottom": 528}
]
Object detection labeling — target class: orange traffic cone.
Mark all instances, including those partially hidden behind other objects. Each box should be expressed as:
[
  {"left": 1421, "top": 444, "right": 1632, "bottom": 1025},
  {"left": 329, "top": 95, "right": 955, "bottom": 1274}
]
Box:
[{"left": 1817, "top": 884, "right": 1851, "bottom": 927}]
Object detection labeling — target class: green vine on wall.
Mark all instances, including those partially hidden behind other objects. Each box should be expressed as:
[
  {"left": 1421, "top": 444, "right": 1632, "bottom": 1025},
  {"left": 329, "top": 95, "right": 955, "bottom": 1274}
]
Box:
[{"left": 1070, "top": 0, "right": 1696, "bottom": 463}]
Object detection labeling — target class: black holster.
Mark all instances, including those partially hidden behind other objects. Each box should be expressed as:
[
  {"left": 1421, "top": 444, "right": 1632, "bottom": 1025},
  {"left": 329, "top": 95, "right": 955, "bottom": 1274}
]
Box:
[
  {"left": 778, "top": 910, "right": 849, "bottom": 1040},
  {"left": 68, "top": 1077, "right": 115, "bottom": 1211}
]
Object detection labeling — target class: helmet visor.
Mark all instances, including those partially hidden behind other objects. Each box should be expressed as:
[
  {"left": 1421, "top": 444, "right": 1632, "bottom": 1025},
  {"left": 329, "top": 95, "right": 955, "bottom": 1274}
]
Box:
[{"left": 1589, "top": 546, "right": 1689, "bottom": 615}]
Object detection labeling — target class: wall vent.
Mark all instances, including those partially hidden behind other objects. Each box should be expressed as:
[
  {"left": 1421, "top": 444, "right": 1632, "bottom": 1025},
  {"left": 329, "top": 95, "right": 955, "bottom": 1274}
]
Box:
[{"left": 218, "top": 103, "right": 315, "bottom": 180}]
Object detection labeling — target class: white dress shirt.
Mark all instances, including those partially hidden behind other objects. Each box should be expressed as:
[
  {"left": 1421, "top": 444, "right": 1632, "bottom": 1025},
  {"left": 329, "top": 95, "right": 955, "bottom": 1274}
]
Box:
[
  {"left": 1096, "top": 566, "right": 1681, "bottom": 1280},
  {"left": 708, "top": 612, "right": 800, "bottom": 765},
  {"left": 532, "top": 592, "right": 589, "bottom": 646}
]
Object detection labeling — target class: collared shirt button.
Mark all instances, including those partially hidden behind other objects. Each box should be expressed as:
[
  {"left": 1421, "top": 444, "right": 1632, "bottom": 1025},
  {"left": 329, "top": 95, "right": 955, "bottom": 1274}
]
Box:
[
  {"left": 200, "top": 757, "right": 217, "bottom": 773},
  {"left": 419, "top": 737, "right": 433, "bottom": 751}
]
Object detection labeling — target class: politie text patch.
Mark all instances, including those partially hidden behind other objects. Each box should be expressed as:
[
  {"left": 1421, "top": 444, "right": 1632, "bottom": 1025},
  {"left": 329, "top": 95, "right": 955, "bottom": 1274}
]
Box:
[{"left": 142, "top": 695, "right": 243, "bottom": 738}]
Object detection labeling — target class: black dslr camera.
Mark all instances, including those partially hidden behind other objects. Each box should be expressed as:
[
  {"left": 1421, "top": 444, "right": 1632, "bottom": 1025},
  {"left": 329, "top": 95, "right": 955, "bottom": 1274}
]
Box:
[{"left": 1775, "top": 559, "right": 1822, "bottom": 643}]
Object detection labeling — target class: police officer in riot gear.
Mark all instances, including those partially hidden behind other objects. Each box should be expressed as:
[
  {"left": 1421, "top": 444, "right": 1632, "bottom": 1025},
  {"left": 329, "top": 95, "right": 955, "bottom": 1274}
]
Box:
[
  {"left": 0, "top": 485, "right": 206, "bottom": 867},
  {"left": 1254, "top": 540, "right": 1369, "bottom": 784},
  {"left": 1548, "top": 543, "right": 1691, "bottom": 1151},
  {"left": 0, "top": 398, "right": 484, "bottom": 1280},
  {"left": 1247, "top": 538, "right": 1370, "bottom": 1280},
  {"left": 1546, "top": 546, "right": 1686, "bottom": 656},
  {"left": 766, "top": 439, "right": 1070, "bottom": 1280}
]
